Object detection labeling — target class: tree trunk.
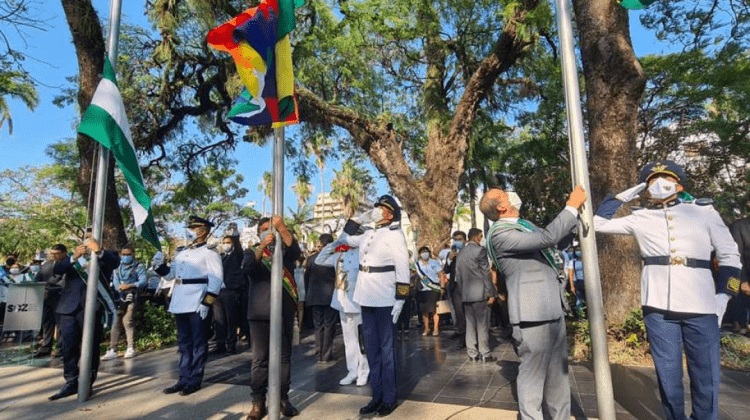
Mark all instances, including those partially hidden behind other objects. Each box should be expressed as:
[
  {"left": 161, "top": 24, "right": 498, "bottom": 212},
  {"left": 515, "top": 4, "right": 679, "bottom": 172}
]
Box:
[
  {"left": 62, "top": 0, "right": 128, "bottom": 249},
  {"left": 573, "top": 0, "right": 646, "bottom": 325}
]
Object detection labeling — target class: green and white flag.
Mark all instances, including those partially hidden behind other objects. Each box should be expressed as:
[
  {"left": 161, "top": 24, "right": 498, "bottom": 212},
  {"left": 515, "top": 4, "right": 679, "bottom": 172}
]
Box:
[{"left": 77, "top": 56, "right": 161, "bottom": 251}]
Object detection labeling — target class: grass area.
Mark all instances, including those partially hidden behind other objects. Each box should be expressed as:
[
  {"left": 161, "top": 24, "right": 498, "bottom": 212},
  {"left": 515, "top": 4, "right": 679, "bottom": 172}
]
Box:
[{"left": 567, "top": 308, "right": 750, "bottom": 371}]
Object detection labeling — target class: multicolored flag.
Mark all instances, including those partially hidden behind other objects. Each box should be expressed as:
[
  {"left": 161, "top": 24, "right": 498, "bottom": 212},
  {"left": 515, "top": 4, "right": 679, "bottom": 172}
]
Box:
[
  {"left": 77, "top": 56, "right": 162, "bottom": 251},
  {"left": 207, "top": 0, "right": 304, "bottom": 127}
]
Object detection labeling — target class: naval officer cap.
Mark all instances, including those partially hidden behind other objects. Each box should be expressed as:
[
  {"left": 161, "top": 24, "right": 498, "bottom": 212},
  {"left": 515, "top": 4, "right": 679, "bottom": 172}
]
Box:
[
  {"left": 639, "top": 160, "right": 686, "bottom": 184},
  {"left": 187, "top": 215, "right": 215, "bottom": 229},
  {"left": 375, "top": 194, "right": 401, "bottom": 221}
]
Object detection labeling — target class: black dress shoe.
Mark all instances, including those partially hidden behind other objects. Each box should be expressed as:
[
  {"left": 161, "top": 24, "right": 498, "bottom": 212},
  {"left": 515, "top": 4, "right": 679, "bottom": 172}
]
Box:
[
  {"left": 163, "top": 383, "right": 186, "bottom": 394},
  {"left": 179, "top": 385, "right": 201, "bottom": 396},
  {"left": 376, "top": 402, "right": 397, "bottom": 417},
  {"left": 48, "top": 386, "right": 77, "bottom": 401},
  {"left": 280, "top": 400, "right": 299, "bottom": 417},
  {"left": 226, "top": 346, "right": 236, "bottom": 355},
  {"left": 33, "top": 349, "right": 51, "bottom": 358},
  {"left": 210, "top": 346, "right": 226, "bottom": 355},
  {"left": 359, "top": 400, "right": 382, "bottom": 415},
  {"left": 482, "top": 355, "right": 497, "bottom": 363}
]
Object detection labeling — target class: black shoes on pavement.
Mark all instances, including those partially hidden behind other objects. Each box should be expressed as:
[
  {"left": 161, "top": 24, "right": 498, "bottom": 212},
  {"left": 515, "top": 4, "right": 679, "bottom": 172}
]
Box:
[
  {"left": 48, "top": 385, "right": 77, "bottom": 401},
  {"left": 179, "top": 385, "right": 201, "bottom": 396},
  {"left": 360, "top": 400, "right": 381, "bottom": 415},
  {"left": 376, "top": 402, "right": 397, "bottom": 416},
  {"left": 163, "top": 383, "right": 186, "bottom": 394},
  {"left": 281, "top": 400, "right": 300, "bottom": 417},
  {"left": 482, "top": 355, "right": 497, "bottom": 363}
]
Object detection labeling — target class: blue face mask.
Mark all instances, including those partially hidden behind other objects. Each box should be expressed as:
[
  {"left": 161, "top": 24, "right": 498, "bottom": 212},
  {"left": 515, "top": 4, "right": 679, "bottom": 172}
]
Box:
[
  {"left": 574, "top": 251, "right": 582, "bottom": 258},
  {"left": 121, "top": 255, "right": 134, "bottom": 264},
  {"left": 453, "top": 241, "right": 464, "bottom": 251}
]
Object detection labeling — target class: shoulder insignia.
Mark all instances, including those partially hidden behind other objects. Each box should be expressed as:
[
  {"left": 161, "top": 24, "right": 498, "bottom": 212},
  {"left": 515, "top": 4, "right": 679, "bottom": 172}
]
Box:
[
  {"left": 176, "top": 246, "right": 186, "bottom": 252},
  {"left": 389, "top": 224, "right": 400, "bottom": 230},
  {"left": 695, "top": 198, "right": 715, "bottom": 206},
  {"left": 207, "top": 243, "right": 218, "bottom": 250},
  {"left": 631, "top": 206, "right": 644, "bottom": 211}
]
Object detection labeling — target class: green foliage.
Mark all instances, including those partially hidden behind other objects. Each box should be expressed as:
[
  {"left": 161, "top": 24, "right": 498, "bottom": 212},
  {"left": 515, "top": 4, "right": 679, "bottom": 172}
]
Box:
[
  {"left": 566, "top": 318, "right": 591, "bottom": 360},
  {"left": 103, "top": 301, "right": 177, "bottom": 354},
  {"left": 720, "top": 335, "right": 750, "bottom": 371},
  {"left": 330, "top": 160, "right": 374, "bottom": 218},
  {"left": 617, "top": 309, "right": 647, "bottom": 348}
]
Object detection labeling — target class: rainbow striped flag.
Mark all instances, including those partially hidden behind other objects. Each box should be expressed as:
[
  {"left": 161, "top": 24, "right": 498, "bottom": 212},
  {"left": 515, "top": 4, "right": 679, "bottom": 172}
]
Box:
[{"left": 207, "top": 0, "right": 304, "bottom": 127}]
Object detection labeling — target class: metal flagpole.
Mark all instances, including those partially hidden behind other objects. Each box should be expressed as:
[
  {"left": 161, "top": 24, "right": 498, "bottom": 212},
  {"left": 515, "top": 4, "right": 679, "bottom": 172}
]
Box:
[
  {"left": 554, "top": 0, "right": 616, "bottom": 419},
  {"left": 78, "top": 0, "right": 122, "bottom": 402},
  {"left": 268, "top": 126, "right": 285, "bottom": 420}
]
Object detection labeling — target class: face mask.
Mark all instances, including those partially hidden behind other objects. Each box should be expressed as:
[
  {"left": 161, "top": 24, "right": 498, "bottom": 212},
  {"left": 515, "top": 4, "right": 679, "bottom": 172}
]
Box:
[
  {"left": 371, "top": 207, "right": 385, "bottom": 223},
  {"left": 648, "top": 178, "right": 678, "bottom": 200},
  {"left": 574, "top": 251, "right": 582, "bottom": 257},
  {"left": 30, "top": 265, "right": 41, "bottom": 274},
  {"left": 185, "top": 229, "right": 197, "bottom": 240},
  {"left": 219, "top": 244, "right": 233, "bottom": 254},
  {"left": 420, "top": 252, "right": 430, "bottom": 260},
  {"left": 453, "top": 241, "right": 464, "bottom": 251},
  {"left": 259, "top": 229, "right": 274, "bottom": 243},
  {"left": 479, "top": 238, "right": 486, "bottom": 247},
  {"left": 9, "top": 268, "right": 19, "bottom": 275},
  {"left": 121, "top": 255, "right": 134, "bottom": 264}
]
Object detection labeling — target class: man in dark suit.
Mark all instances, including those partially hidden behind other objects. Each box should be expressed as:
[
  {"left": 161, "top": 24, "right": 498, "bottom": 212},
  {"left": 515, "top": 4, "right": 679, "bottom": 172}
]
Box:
[
  {"left": 456, "top": 228, "right": 497, "bottom": 362},
  {"left": 49, "top": 239, "right": 119, "bottom": 401},
  {"left": 728, "top": 216, "right": 750, "bottom": 333},
  {"left": 242, "top": 216, "right": 301, "bottom": 419},
  {"left": 480, "top": 186, "right": 585, "bottom": 420},
  {"left": 34, "top": 250, "right": 65, "bottom": 357},
  {"left": 443, "top": 230, "right": 467, "bottom": 348},
  {"left": 304, "top": 233, "right": 337, "bottom": 362}
]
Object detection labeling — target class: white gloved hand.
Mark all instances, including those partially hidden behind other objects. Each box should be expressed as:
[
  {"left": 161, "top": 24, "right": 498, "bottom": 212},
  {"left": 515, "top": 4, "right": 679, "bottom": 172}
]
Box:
[
  {"left": 151, "top": 251, "right": 164, "bottom": 268},
  {"left": 615, "top": 182, "right": 647, "bottom": 203},
  {"left": 198, "top": 304, "right": 210, "bottom": 320},
  {"left": 715, "top": 293, "right": 731, "bottom": 327},
  {"left": 391, "top": 300, "right": 405, "bottom": 324}
]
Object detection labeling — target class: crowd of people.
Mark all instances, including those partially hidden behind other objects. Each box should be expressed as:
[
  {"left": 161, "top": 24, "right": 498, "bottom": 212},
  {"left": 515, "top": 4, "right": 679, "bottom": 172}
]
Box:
[{"left": 2, "top": 159, "right": 750, "bottom": 420}]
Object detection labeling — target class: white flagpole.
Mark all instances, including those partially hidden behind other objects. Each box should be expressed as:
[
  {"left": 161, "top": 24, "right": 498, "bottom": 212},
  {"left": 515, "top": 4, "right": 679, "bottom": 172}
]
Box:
[
  {"left": 554, "top": 0, "right": 616, "bottom": 419},
  {"left": 78, "top": 0, "right": 122, "bottom": 402},
  {"left": 268, "top": 126, "right": 285, "bottom": 420}
]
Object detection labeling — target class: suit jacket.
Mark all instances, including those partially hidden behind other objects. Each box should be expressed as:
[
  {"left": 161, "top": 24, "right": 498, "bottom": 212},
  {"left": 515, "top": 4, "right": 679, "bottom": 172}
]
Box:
[
  {"left": 304, "top": 251, "right": 336, "bottom": 306},
  {"left": 488, "top": 208, "right": 578, "bottom": 325},
  {"left": 35, "top": 260, "right": 64, "bottom": 293},
  {"left": 53, "top": 251, "right": 119, "bottom": 315},
  {"left": 455, "top": 242, "right": 496, "bottom": 303},
  {"left": 242, "top": 240, "right": 301, "bottom": 321},
  {"left": 730, "top": 217, "right": 750, "bottom": 284}
]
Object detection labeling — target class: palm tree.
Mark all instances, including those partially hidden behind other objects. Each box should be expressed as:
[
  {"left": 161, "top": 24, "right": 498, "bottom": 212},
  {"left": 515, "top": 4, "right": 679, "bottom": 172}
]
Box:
[
  {"left": 304, "top": 133, "right": 331, "bottom": 198},
  {"left": 330, "top": 161, "right": 374, "bottom": 218},
  {"left": 292, "top": 175, "right": 313, "bottom": 211},
  {"left": 0, "top": 68, "right": 38, "bottom": 135},
  {"left": 257, "top": 171, "right": 273, "bottom": 216}
]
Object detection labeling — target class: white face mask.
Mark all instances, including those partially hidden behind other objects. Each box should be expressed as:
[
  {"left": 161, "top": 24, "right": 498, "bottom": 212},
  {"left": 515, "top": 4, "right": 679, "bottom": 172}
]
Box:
[
  {"left": 371, "top": 207, "right": 385, "bottom": 223},
  {"left": 219, "top": 244, "right": 233, "bottom": 254},
  {"left": 9, "top": 268, "right": 20, "bottom": 275},
  {"left": 420, "top": 252, "right": 430, "bottom": 261},
  {"left": 648, "top": 178, "right": 679, "bottom": 200},
  {"left": 479, "top": 238, "right": 486, "bottom": 247},
  {"left": 30, "top": 265, "right": 41, "bottom": 274},
  {"left": 185, "top": 229, "right": 197, "bottom": 241}
]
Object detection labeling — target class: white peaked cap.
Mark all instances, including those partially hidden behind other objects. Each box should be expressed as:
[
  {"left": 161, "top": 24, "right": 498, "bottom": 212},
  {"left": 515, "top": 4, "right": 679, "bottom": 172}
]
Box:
[{"left": 507, "top": 191, "right": 522, "bottom": 210}]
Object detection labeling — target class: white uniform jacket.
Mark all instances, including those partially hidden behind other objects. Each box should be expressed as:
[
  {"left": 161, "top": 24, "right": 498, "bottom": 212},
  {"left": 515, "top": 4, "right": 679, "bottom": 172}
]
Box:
[
  {"left": 315, "top": 243, "right": 361, "bottom": 314},
  {"left": 594, "top": 197, "right": 741, "bottom": 314},
  {"left": 162, "top": 244, "right": 224, "bottom": 314},
  {"left": 341, "top": 223, "right": 410, "bottom": 308}
]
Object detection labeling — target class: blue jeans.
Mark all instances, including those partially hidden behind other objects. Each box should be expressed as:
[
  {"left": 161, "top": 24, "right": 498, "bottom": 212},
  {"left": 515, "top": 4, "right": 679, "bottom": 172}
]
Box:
[
  {"left": 361, "top": 306, "right": 397, "bottom": 404},
  {"left": 643, "top": 307, "right": 720, "bottom": 420}
]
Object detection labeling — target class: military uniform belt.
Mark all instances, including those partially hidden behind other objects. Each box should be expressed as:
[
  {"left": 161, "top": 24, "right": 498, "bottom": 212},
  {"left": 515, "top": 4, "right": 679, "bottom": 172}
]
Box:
[
  {"left": 359, "top": 265, "right": 395, "bottom": 273},
  {"left": 176, "top": 278, "right": 209, "bottom": 285},
  {"left": 642, "top": 256, "right": 711, "bottom": 269}
]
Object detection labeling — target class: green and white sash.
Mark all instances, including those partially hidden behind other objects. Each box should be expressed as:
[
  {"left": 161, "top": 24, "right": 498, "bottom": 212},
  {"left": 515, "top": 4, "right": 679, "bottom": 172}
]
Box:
[
  {"left": 73, "top": 260, "right": 118, "bottom": 328},
  {"left": 486, "top": 219, "right": 563, "bottom": 278}
]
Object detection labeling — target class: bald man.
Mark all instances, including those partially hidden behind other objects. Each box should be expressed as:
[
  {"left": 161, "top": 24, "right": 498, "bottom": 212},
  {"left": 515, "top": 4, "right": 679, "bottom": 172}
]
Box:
[{"left": 480, "top": 186, "right": 585, "bottom": 420}]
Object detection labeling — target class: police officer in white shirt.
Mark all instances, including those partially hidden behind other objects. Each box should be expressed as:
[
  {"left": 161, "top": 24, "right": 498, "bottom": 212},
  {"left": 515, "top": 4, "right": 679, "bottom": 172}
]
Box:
[
  {"left": 154, "top": 216, "right": 223, "bottom": 396},
  {"left": 339, "top": 195, "right": 409, "bottom": 417},
  {"left": 315, "top": 222, "right": 370, "bottom": 387},
  {"left": 594, "top": 160, "right": 742, "bottom": 420}
]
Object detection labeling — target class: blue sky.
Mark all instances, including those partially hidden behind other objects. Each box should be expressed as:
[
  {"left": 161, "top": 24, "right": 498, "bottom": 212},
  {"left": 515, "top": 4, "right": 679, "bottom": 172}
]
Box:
[{"left": 1, "top": 1, "right": 670, "bottom": 220}]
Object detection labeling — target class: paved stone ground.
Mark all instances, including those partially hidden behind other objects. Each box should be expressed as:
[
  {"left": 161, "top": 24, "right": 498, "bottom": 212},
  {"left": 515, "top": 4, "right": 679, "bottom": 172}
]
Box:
[{"left": 2, "top": 324, "right": 749, "bottom": 419}]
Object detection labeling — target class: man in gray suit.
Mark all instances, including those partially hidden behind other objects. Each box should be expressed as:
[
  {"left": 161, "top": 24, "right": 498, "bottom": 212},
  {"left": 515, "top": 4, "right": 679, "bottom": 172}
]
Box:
[
  {"left": 456, "top": 228, "right": 497, "bottom": 362},
  {"left": 479, "top": 186, "right": 585, "bottom": 420}
]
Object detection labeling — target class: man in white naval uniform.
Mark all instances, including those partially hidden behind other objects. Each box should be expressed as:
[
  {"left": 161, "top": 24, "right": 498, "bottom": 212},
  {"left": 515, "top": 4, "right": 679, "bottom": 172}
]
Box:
[
  {"left": 155, "top": 216, "right": 223, "bottom": 396},
  {"left": 315, "top": 223, "right": 370, "bottom": 387},
  {"left": 594, "top": 160, "right": 742, "bottom": 420},
  {"left": 338, "top": 195, "right": 409, "bottom": 417}
]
